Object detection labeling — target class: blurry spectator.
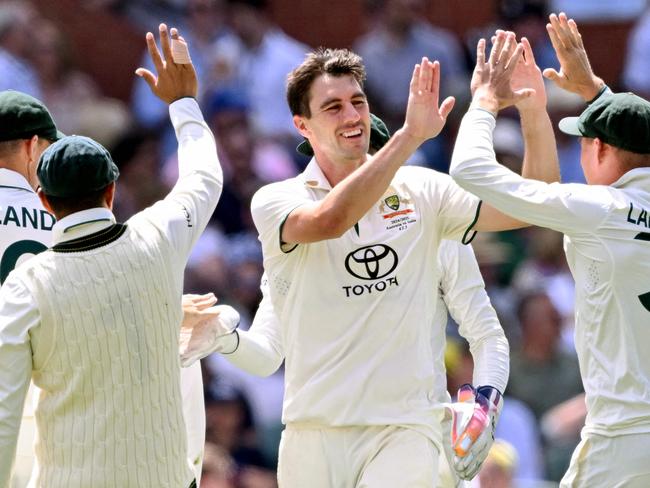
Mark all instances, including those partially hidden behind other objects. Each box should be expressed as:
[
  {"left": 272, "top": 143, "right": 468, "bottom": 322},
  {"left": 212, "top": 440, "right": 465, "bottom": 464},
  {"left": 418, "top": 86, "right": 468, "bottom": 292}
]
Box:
[
  {"left": 163, "top": 88, "right": 296, "bottom": 235},
  {"left": 498, "top": 0, "right": 558, "bottom": 70},
  {"left": 508, "top": 291, "right": 583, "bottom": 481},
  {"left": 354, "top": 0, "right": 467, "bottom": 170},
  {"left": 184, "top": 226, "right": 231, "bottom": 297},
  {"left": 201, "top": 442, "right": 237, "bottom": 488},
  {"left": 508, "top": 292, "right": 583, "bottom": 420},
  {"left": 207, "top": 351, "right": 284, "bottom": 469},
  {"left": 550, "top": 0, "right": 645, "bottom": 21},
  {"left": 0, "top": 1, "right": 41, "bottom": 98},
  {"left": 204, "top": 378, "right": 278, "bottom": 487},
  {"left": 225, "top": 233, "right": 264, "bottom": 319},
  {"left": 110, "top": 129, "right": 167, "bottom": 219},
  {"left": 512, "top": 227, "right": 575, "bottom": 341},
  {"left": 623, "top": 4, "right": 650, "bottom": 100},
  {"left": 31, "top": 18, "right": 131, "bottom": 147},
  {"left": 209, "top": 0, "right": 307, "bottom": 144},
  {"left": 473, "top": 439, "right": 518, "bottom": 488},
  {"left": 470, "top": 232, "right": 522, "bottom": 341},
  {"left": 87, "top": 0, "right": 186, "bottom": 30}
]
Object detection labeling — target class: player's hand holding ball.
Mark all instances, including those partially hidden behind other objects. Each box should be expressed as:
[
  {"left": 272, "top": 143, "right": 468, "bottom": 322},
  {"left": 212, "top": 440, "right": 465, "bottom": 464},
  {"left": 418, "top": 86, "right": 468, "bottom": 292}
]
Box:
[{"left": 448, "top": 383, "right": 503, "bottom": 480}]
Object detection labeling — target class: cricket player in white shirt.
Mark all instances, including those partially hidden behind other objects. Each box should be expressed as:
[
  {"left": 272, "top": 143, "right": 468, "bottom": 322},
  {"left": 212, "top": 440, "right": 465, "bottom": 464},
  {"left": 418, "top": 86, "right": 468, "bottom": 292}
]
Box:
[
  {"left": 0, "top": 91, "right": 62, "bottom": 488},
  {"left": 0, "top": 25, "right": 225, "bottom": 487},
  {"left": 450, "top": 14, "right": 650, "bottom": 487},
  {"left": 208, "top": 48, "right": 558, "bottom": 486},
  {"left": 0, "top": 91, "right": 230, "bottom": 487}
]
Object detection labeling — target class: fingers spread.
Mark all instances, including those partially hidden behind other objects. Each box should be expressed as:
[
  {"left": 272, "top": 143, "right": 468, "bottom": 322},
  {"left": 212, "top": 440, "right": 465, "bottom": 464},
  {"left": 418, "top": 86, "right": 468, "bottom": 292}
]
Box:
[
  {"left": 159, "top": 23, "right": 174, "bottom": 66},
  {"left": 542, "top": 67, "right": 560, "bottom": 81},
  {"left": 410, "top": 63, "right": 421, "bottom": 93},
  {"left": 135, "top": 68, "right": 157, "bottom": 89},
  {"left": 145, "top": 31, "right": 164, "bottom": 73},
  {"left": 500, "top": 32, "right": 517, "bottom": 68},
  {"left": 439, "top": 96, "right": 455, "bottom": 119},
  {"left": 476, "top": 38, "right": 486, "bottom": 68},
  {"left": 504, "top": 42, "right": 524, "bottom": 73},
  {"left": 430, "top": 60, "right": 440, "bottom": 100},
  {"left": 418, "top": 57, "right": 431, "bottom": 94},
  {"left": 489, "top": 30, "right": 506, "bottom": 66},
  {"left": 521, "top": 37, "right": 536, "bottom": 65}
]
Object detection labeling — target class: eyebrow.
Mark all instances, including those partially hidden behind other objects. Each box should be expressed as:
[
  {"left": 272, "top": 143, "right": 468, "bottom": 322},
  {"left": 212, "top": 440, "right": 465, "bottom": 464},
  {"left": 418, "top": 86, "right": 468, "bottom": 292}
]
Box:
[{"left": 318, "top": 91, "right": 367, "bottom": 111}]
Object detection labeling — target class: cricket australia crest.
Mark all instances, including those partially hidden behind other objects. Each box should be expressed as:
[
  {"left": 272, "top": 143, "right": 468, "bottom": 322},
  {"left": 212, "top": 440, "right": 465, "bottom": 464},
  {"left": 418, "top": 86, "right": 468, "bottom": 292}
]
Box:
[{"left": 384, "top": 195, "right": 400, "bottom": 211}]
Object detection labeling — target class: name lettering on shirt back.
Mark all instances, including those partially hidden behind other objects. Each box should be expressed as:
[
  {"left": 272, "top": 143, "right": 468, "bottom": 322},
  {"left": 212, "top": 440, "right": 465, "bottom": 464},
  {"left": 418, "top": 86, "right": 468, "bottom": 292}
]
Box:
[{"left": 0, "top": 205, "right": 54, "bottom": 231}]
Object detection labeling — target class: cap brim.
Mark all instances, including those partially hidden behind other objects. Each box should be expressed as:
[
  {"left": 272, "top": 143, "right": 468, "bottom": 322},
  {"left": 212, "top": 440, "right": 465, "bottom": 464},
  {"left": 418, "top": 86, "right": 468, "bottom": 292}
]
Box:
[
  {"left": 558, "top": 116, "right": 583, "bottom": 136},
  {"left": 296, "top": 139, "right": 313, "bottom": 156},
  {"left": 54, "top": 130, "right": 66, "bottom": 141}
]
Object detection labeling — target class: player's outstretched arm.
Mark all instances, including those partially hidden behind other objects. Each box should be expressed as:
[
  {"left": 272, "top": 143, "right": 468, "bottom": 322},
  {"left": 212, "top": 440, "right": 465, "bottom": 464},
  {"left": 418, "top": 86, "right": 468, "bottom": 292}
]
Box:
[
  {"left": 221, "top": 275, "right": 285, "bottom": 377},
  {"left": 277, "top": 58, "right": 455, "bottom": 245},
  {"left": 135, "top": 24, "right": 197, "bottom": 104},
  {"left": 511, "top": 36, "right": 560, "bottom": 184},
  {"left": 134, "top": 24, "right": 222, "bottom": 267},
  {"left": 543, "top": 12, "right": 605, "bottom": 101},
  {"left": 178, "top": 293, "right": 241, "bottom": 367}
]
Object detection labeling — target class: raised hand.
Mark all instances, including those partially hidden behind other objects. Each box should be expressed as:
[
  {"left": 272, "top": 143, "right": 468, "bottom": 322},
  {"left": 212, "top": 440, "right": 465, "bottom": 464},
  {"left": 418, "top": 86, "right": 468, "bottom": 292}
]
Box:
[
  {"left": 543, "top": 12, "right": 604, "bottom": 101},
  {"left": 471, "top": 30, "right": 534, "bottom": 114},
  {"left": 511, "top": 37, "right": 547, "bottom": 112},
  {"left": 135, "top": 24, "right": 198, "bottom": 104},
  {"left": 402, "top": 57, "right": 455, "bottom": 142}
]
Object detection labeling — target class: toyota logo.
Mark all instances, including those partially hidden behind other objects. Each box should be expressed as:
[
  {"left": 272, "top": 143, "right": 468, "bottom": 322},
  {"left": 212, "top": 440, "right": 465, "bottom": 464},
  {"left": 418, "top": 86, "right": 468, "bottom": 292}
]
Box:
[{"left": 344, "top": 244, "right": 398, "bottom": 280}]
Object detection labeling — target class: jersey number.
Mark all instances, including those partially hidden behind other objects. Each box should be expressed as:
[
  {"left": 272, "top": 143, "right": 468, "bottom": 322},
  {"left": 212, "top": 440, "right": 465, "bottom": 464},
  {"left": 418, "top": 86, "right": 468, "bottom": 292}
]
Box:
[
  {"left": 0, "top": 240, "right": 48, "bottom": 284},
  {"left": 635, "top": 232, "right": 650, "bottom": 312}
]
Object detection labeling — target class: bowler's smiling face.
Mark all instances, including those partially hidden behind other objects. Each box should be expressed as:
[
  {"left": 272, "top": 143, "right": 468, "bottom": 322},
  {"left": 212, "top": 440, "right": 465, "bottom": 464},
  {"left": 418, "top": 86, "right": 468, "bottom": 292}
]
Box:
[{"left": 294, "top": 74, "right": 371, "bottom": 165}]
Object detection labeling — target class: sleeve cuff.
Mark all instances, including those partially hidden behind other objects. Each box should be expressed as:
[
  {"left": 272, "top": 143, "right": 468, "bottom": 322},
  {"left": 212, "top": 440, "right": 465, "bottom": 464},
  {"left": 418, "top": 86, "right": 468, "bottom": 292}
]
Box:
[{"left": 169, "top": 97, "right": 204, "bottom": 129}]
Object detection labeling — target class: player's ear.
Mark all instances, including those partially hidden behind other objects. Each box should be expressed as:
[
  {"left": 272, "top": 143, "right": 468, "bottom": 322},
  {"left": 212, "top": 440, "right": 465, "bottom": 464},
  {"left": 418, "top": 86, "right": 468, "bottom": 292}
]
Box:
[
  {"left": 25, "top": 135, "right": 39, "bottom": 163},
  {"left": 37, "top": 187, "right": 55, "bottom": 215},
  {"left": 103, "top": 181, "right": 117, "bottom": 210},
  {"left": 293, "top": 115, "right": 310, "bottom": 138}
]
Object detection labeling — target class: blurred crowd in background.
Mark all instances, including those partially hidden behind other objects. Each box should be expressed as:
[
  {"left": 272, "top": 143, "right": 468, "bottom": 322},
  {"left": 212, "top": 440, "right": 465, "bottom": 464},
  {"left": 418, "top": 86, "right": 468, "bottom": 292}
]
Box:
[{"left": 3, "top": 0, "right": 650, "bottom": 486}]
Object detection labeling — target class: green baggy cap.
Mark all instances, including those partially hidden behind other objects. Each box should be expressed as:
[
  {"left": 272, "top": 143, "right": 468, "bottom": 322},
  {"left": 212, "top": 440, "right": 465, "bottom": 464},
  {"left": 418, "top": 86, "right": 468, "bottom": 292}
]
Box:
[
  {"left": 296, "top": 113, "right": 391, "bottom": 156},
  {"left": 0, "top": 90, "right": 65, "bottom": 142},
  {"left": 37, "top": 135, "right": 119, "bottom": 197},
  {"left": 559, "top": 92, "right": 650, "bottom": 154}
]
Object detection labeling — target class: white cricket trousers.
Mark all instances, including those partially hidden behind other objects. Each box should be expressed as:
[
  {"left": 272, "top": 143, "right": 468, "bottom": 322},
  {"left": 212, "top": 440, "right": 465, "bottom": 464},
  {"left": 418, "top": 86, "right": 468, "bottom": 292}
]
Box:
[
  {"left": 560, "top": 431, "right": 650, "bottom": 487},
  {"left": 181, "top": 361, "right": 206, "bottom": 483},
  {"left": 278, "top": 424, "right": 439, "bottom": 488}
]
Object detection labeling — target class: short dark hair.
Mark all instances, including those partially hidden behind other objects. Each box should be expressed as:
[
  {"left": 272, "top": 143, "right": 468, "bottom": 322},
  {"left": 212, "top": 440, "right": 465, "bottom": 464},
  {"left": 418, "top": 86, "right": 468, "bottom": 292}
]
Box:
[
  {"left": 43, "top": 185, "right": 109, "bottom": 217},
  {"left": 286, "top": 48, "right": 366, "bottom": 118}
]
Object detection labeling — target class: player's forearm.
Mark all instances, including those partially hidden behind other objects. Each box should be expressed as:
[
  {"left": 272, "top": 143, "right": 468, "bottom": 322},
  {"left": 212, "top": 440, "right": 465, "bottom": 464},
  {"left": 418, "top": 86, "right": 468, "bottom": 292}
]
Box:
[
  {"left": 469, "top": 329, "right": 509, "bottom": 393},
  {"left": 283, "top": 129, "right": 422, "bottom": 243},
  {"left": 519, "top": 108, "right": 560, "bottom": 183},
  {"left": 223, "top": 329, "right": 284, "bottom": 377},
  {"left": 164, "top": 98, "right": 224, "bottom": 243},
  {"left": 171, "top": 98, "right": 222, "bottom": 182}
]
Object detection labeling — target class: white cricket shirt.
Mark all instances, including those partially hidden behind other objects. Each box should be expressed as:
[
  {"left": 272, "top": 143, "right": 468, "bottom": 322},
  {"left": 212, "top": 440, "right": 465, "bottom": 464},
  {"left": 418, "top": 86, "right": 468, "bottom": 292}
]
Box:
[
  {"left": 0, "top": 170, "right": 53, "bottom": 487},
  {"left": 451, "top": 108, "right": 650, "bottom": 436},
  {"left": 0, "top": 170, "right": 54, "bottom": 285},
  {"left": 250, "top": 159, "right": 480, "bottom": 443}
]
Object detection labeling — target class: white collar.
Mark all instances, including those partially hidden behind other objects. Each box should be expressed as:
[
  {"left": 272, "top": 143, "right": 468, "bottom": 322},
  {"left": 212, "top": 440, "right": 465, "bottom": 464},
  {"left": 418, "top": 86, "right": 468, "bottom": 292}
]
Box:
[
  {"left": 0, "top": 168, "right": 34, "bottom": 193},
  {"left": 52, "top": 207, "right": 116, "bottom": 245},
  {"left": 611, "top": 167, "right": 650, "bottom": 188}
]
